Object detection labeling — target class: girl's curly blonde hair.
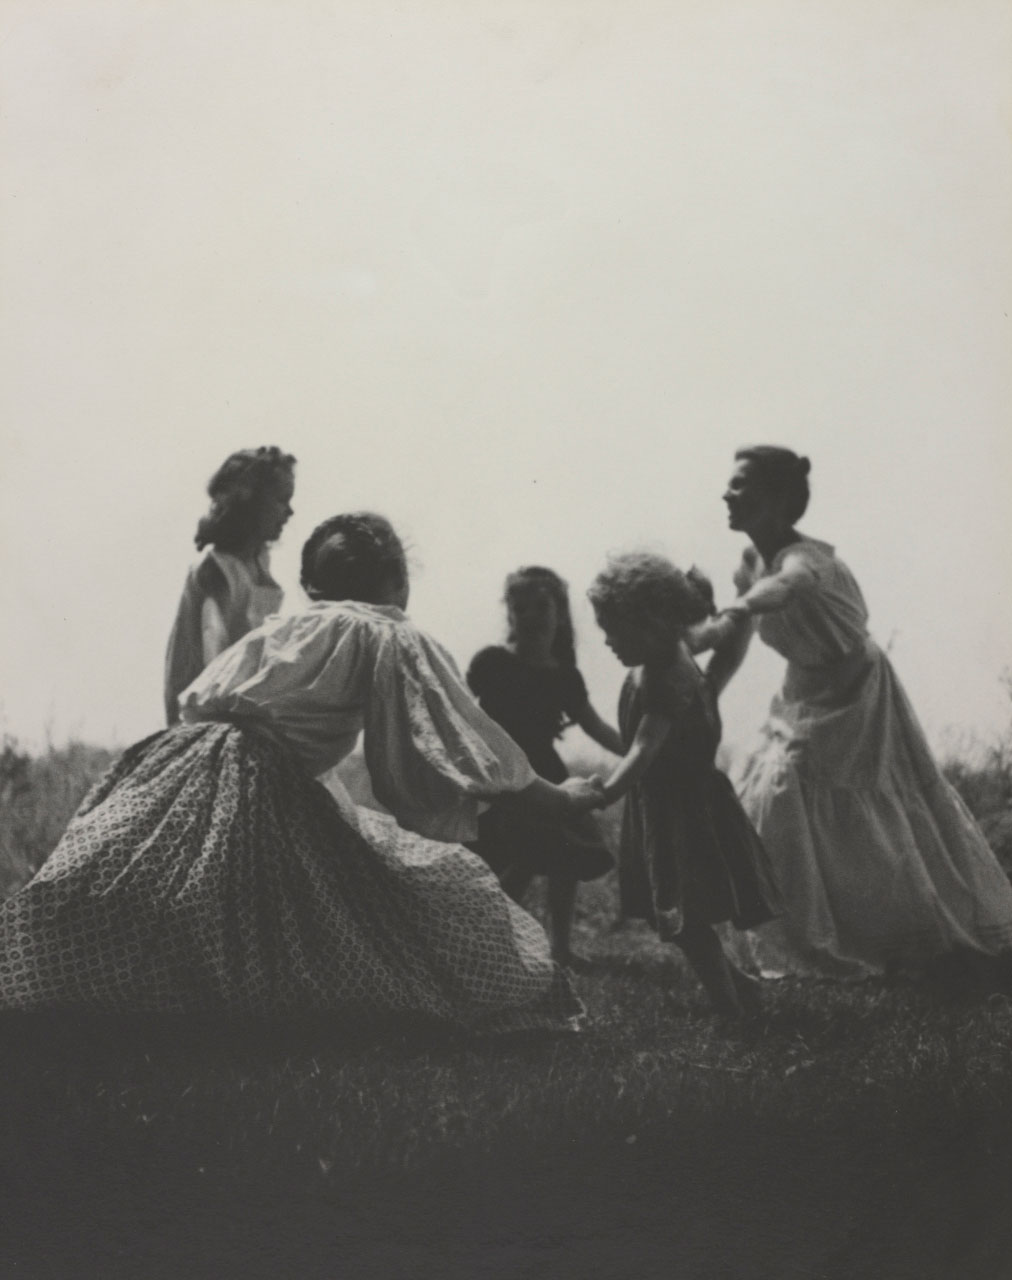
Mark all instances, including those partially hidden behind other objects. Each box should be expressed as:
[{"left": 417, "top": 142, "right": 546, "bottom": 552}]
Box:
[{"left": 587, "top": 552, "right": 715, "bottom": 637}]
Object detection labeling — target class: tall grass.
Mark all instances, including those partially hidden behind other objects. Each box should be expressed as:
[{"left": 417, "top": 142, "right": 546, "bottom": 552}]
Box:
[{"left": 0, "top": 736, "right": 114, "bottom": 896}]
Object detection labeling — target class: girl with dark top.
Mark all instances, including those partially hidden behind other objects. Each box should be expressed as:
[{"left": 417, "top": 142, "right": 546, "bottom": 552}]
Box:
[
  {"left": 467, "top": 567, "right": 621, "bottom": 968},
  {"left": 588, "top": 553, "right": 778, "bottom": 1017}
]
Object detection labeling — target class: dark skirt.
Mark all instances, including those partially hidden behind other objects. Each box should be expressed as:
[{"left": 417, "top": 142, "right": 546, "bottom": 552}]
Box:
[
  {"left": 0, "top": 723, "right": 583, "bottom": 1034},
  {"left": 620, "top": 765, "right": 779, "bottom": 940}
]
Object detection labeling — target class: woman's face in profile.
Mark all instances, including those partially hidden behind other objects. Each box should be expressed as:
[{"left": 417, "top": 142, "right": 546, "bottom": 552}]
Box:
[
  {"left": 723, "top": 460, "right": 768, "bottom": 532},
  {"left": 253, "top": 471, "right": 296, "bottom": 545}
]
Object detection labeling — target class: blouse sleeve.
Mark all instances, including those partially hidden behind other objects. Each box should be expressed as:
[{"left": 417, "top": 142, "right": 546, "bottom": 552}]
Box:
[
  {"left": 465, "top": 646, "right": 506, "bottom": 707},
  {"left": 737, "top": 546, "right": 820, "bottom": 615},
  {"left": 364, "top": 624, "right": 536, "bottom": 843}
]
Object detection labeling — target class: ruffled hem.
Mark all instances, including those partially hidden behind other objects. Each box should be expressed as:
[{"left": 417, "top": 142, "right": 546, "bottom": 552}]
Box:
[{"left": 737, "top": 759, "right": 1012, "bottom": 974}]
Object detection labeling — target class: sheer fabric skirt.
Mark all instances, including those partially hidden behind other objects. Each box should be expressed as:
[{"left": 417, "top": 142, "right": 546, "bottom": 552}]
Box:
[{"left": 735, "top": 641, "right": 1012, "bottom": 977}]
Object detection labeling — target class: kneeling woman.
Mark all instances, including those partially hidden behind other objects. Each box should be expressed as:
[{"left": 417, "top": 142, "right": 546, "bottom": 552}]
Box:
[{"left": 0, "top": 514, "right": 600, "bottom": 1035}]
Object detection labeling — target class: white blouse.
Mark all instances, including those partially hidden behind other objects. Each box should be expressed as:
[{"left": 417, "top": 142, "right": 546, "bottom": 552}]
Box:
[
  {"left": 178, "top": 600, "right": 536, "bottom": 842},
  {"left": 737, "top": 536, "right": 871, "bottom": 667}
]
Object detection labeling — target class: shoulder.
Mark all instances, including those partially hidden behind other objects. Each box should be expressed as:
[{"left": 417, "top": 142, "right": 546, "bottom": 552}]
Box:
[
  {"left": 182, "top": 548, "right": 232, "bottom": 598},
  {"left": 468, "top": 645, "right": 512, "bottom": 673},
  {"left": 642, "top": 653, "right": 698, "bottom": 717},
  {"left": 774, "top": 536, "right": 835, "bottom": 580},
  {"left": 466, "top": 645, "right": 514, "bottom": 690},
  {"left": 271, "top": 600, "right": 392, "bottom": 648}
]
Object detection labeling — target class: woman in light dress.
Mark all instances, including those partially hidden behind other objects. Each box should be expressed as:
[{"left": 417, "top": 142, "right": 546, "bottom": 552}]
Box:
[
  {"left": 692, "top": 446, "right": 1012, "bottom": 977},
  {"left": 164, "top": 446, "right": 295, "bottom": 724},
  {"left": 0, "top": 513, "right": 599, "bottom": 1034}
]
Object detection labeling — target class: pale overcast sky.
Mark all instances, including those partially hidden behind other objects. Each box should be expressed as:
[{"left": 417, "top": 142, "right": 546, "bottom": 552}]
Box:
[{"left": 1, "top": 0, "right": 1010, "bottom": 761}]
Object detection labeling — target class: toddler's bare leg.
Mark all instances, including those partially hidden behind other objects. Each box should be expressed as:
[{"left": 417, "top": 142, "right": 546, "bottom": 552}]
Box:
[{"left": 674, "top": 917, "right": 744, "bottom": 1017}]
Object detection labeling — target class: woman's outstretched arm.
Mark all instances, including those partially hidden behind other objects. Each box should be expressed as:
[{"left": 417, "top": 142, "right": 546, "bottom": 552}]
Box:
[{"left": 702, "top": 613, "right": 755, "bottom": 696}]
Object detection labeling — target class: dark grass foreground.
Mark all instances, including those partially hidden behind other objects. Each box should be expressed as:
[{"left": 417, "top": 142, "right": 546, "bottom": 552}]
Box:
[{"left": 3, "top": 738, "right": 1012, "bottom": 1278}]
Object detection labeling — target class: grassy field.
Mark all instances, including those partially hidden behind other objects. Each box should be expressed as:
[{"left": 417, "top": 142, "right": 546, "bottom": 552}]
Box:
[{"left": 3, "top": 734, "right": 1012, "bottom": 1278}]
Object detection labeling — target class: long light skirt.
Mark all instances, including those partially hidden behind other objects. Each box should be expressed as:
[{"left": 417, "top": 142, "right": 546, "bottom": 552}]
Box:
[
  {"left": 0, "top": 723, "right": 583, "bottom": 1034},
  {"left": 735, "top": 643, "right": 1012, "bottom": 977}
]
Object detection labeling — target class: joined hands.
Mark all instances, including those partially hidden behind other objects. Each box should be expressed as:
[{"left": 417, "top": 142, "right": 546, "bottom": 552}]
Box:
[{"left": 560, "top": 775, "right": 608, "bottom": 811}]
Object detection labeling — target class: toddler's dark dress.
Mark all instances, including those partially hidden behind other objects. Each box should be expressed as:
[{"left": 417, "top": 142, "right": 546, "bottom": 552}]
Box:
[
  {"left": 618, "top": 648, "right": 777, "bottom": 940},
  {"left": 467, "top": 646, "right": 613, "bottom": 882}
]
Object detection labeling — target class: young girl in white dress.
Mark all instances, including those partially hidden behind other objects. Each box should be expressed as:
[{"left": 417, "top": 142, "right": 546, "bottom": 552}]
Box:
[
  {"left": 164, "top": 446, "right": 295, "bottom": 724},
  {"left": 694, "top": 446, "right": 1012, "bottom": 978},
  {"left": 0, "top": 513, "right": 600, "bottom": 1034}
]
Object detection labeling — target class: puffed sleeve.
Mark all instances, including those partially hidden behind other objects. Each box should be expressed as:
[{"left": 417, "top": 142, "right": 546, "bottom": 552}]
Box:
[
  {"left": 465, "top": 646, "right": 498, "bottom": 699},
  {"left": 364, "top": 625, "right": 536, "bottom": 843},
  {"left": 737, "top": 546, "right": 820, "bottom": 615}
]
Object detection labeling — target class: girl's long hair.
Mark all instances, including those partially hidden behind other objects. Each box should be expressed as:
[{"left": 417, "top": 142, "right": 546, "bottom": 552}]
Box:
[{"left": 504, "top": 566, "right": 577, "bottom": 667}]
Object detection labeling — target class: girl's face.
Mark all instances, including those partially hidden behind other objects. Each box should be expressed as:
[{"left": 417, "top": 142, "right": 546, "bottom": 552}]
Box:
[
  {"left": 508, "top": 585, "right": 560, "bottom": 644},
  {"left": 594, "top": 607, "right": 671, "bottom": 667},
  {"left": 253, "top": 471, "right": 295, "bottom": 545}
]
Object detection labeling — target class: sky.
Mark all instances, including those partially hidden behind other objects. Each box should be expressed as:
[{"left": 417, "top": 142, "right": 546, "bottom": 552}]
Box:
[{"left": 1, "top": 0, "right": 1010, "bottom": 763}]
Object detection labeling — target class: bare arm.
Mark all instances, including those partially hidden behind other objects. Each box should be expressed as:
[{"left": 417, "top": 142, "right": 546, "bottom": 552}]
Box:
[
  {"left": 690, "top": 549, "right": 817, "bottom": 695},
  {"left": 704, "top": 613, "right": 755, "bottom": 697},
  {"left": 574, "top": 702, "right": 623, "bottom": 756},
  {"left": 502, "top": 774, "right": 605, "bottom": 818},
  {"left": 597, "top": 711, "right": 671, "bottom": 806},
  {"left": 200, "top": 596, "right": 231, "bottom": 666}
]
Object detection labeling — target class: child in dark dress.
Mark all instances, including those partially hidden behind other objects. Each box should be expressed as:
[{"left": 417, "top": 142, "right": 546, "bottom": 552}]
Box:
[
  {"left": 588, "top": 553, "right": 779, "bottom": 1017},
  {"left": 468, "top": 567, "right": 622, "bottom": 968}
]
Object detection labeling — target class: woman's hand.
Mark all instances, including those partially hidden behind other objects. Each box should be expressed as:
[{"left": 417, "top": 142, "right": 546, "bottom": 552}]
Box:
[
  {"left": 560, "top": 775, "right": 606, "bottom": 812},
  {"left": 687, "top": 607, "right": 750, "bottom": 654}
]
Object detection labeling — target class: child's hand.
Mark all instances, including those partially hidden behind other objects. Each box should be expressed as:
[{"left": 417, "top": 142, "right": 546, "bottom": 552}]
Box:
[{"left": 560, "top": 775, "right": 606, "bottom": 812}]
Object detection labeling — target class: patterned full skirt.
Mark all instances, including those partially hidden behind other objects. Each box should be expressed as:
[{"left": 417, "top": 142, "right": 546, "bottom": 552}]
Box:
[{"left": 0, "top": 723, "right": 584, "bottom": 1034}]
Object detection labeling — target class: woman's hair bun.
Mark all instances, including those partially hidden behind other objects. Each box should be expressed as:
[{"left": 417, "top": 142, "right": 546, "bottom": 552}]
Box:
[{"left": 797, "top": 455, "right": 811, "bottom": 477}]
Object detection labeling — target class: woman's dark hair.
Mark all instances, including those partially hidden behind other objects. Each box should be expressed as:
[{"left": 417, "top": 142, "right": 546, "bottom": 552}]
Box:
[
  {"left": 588, "top": 553, "right": 716, "bottom": 638},
  {"left": 195, "top": 446, "right": 296, "bottom": 552},
  {"left": 300, "top": 512, "right": 407, "bottom": 604},
  {"left": 735, "top": 445, "right": 811, "bottom": 523},
  {"left": 503, "top": 566, "right": 577, "bottom": 667}
]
